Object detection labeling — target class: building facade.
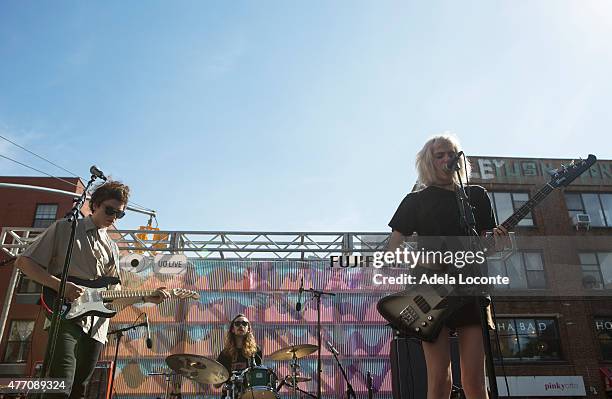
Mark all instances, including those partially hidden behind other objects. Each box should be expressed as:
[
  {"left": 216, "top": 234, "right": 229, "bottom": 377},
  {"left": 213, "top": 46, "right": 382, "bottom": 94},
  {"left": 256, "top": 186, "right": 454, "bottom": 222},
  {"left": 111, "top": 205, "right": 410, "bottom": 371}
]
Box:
[
  {"left": 470, "top": 156, "right": 612, "bottom": 397},
  {"left": 0, "top": 176, "right": 85, "bottom": 377}
]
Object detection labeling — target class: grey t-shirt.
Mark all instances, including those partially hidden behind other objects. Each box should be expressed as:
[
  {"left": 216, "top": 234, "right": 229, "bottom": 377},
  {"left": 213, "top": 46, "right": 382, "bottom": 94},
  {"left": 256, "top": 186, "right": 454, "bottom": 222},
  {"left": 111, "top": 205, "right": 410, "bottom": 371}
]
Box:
[{"left": 22, "top": 216, "right": 121, "bottom": 343}]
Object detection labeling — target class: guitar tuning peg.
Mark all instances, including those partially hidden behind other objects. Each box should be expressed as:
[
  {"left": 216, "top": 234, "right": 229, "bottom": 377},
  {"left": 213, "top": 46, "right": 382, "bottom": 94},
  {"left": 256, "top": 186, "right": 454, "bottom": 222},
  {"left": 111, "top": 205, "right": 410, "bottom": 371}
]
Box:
[{"left": 547, "top": 168, "right": 558, "bottom": 176}]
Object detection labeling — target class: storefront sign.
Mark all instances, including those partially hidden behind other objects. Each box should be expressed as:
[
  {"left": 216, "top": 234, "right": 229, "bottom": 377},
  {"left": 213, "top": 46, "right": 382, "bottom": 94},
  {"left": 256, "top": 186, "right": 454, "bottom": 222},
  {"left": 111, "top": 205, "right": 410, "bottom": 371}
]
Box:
[
  {"left": 470, "top": 157, "right": 612, "bottom": 185},
  {"left": 493, "top": 376, "right": 585, "bottom": 397}
]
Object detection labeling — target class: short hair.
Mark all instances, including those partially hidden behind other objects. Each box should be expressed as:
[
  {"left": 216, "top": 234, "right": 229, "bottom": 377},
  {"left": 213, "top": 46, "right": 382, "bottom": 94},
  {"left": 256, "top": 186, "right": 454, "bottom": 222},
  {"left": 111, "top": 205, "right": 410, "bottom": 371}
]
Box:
[
  {"left": 415, "top": 134, "right": 470, "bottom": 187},
  {"left": 89, "top": 181, "right": 130, "bottom": 211}
]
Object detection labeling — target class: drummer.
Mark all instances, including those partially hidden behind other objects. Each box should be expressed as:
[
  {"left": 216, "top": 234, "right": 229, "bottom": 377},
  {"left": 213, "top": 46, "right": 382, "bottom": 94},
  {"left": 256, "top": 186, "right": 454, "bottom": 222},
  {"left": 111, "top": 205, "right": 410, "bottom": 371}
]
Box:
[{"left": 216, "top": 314, "right": 263, "bottom": 389}]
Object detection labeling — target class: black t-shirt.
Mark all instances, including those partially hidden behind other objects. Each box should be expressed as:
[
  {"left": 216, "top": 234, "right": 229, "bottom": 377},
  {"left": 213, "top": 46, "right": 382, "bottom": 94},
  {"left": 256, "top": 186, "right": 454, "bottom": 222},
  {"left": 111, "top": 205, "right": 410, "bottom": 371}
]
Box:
[
  {"left": 389, "top": 185, "right": 497, "bottom": 237},
  {"left": 216, "top": 347, "right": 263, "bottom": 376}
]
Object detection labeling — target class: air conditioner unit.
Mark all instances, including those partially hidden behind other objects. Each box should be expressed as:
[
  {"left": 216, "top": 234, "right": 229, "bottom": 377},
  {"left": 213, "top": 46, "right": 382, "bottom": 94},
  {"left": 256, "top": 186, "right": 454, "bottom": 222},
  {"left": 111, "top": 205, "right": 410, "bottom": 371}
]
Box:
[{"left": 573, "top": 213, "right": 591, "bottom": 230}]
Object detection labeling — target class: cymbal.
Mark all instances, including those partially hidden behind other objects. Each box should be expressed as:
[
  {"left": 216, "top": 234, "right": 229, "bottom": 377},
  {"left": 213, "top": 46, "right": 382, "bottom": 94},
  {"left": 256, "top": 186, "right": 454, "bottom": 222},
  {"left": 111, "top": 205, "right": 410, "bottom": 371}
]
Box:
[
  {"left": 166, "top": 354, "right": 229, "bottom": 384},
  {"left": 269, "top": 344, "right": 318, "bottom": 361}
]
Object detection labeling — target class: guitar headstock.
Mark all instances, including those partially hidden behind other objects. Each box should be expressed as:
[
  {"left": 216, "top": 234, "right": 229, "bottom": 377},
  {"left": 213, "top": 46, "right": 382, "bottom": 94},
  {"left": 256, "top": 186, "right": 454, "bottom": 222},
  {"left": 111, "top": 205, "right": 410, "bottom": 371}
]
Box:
[
  {"left": 548, "top": 154, "right": 597, "bottom": 188},
  {"left": 170, "top": 288, "right": 200, "bottom": 300}
]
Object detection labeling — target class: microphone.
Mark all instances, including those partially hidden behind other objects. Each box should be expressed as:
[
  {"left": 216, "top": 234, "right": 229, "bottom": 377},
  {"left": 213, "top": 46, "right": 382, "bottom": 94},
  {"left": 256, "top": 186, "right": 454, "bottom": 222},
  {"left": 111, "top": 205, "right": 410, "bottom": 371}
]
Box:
[
  {"left": 445, "top": 151, "right": 464, "bottom": 172},
  {"left": 90, "top": 165, "right": 108, "bottom": 181},
  {"left": 326, "top": 340, "right": 339, "bottom": 355},
  {"left": 144, "top": 313, "right": 153, "bottom": 349},
  {"left": 296, "top": 276, "right": 304, "bottom": 312}
]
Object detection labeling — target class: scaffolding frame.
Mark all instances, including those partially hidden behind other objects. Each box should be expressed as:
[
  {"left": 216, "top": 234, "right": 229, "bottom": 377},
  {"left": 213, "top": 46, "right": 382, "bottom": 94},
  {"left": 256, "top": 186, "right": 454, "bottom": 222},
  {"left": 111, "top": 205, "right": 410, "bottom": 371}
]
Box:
[{"left": 1, "top": 227, "right": 390, "bottom": 260}]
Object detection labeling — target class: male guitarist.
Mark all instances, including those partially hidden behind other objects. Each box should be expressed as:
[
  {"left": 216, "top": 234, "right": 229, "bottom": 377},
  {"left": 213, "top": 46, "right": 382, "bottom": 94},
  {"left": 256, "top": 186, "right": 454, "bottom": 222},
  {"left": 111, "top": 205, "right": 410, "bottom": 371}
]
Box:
[
  {"left": 15, "top": 181, "right": 171, "bottom": 399},
  {"left": 386, "top": 135, "right": 508, "bottom": 399}
]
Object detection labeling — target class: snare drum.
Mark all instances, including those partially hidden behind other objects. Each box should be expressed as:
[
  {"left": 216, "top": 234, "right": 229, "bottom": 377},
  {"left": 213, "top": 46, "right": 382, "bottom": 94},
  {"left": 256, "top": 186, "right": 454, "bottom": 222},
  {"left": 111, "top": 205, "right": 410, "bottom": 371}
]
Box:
[{"left": 239, "top": 366, "right": 278, "bottom": 399}]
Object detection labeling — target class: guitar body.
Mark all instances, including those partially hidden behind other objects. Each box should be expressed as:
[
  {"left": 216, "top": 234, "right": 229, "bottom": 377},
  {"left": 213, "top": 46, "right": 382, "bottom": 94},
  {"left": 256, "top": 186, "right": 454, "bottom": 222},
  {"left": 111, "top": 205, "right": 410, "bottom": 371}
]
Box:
[
  {"left": 41, "top": 276, "right": 121, "bottom": 320},
  {"left": 377, "top": 283, "right": 469, "bottom": 341}
]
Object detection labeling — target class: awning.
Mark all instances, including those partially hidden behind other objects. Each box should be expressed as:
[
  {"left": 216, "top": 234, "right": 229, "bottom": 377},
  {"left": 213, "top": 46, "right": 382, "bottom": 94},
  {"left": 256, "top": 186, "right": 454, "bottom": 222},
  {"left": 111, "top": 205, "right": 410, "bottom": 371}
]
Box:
[{"left": 600, "top": 367, "right": 612, "bottom": 392}]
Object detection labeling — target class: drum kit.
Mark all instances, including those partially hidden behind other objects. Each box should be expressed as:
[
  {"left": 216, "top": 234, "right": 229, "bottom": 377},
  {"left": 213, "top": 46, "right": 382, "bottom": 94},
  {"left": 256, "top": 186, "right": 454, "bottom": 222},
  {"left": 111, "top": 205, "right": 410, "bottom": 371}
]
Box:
[{"left": 156, "top": 344, "right": 318, "bottom": 399}]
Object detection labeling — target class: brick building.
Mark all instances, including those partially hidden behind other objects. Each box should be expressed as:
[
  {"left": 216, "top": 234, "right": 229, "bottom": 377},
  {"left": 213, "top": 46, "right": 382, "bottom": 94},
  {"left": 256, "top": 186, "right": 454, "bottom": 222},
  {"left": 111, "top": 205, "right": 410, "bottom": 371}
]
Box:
[
  {"left": 469, "top": 156, "right": 612, "bottom": 397},
  {"left": 0, "top": 176, "right": 85, "bottom": 376}
]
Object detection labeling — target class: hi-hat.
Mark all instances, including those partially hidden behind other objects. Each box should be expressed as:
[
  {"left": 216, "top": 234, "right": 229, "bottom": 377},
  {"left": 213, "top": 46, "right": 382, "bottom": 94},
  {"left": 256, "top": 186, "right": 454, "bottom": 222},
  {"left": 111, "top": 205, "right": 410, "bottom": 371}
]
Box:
[
  {"left": 269, "top": 344, "right": 318, "bottom": 361},
  {"left": 166, "top": 354, "right": 228, "bottom": 384}
]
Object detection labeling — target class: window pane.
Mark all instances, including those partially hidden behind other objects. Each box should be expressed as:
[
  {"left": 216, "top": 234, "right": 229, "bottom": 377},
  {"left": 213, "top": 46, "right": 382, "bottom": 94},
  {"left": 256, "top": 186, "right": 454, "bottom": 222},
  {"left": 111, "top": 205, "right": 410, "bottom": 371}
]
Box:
[
  {"left": 601, "top": 194, "right": 612, "bottom": 227},
  {"left": 3, "top": 321, "right": 35, "bottom": 363},
  {"left": 536, "top": 319, "right": 558, "bottom": 338},
  {"left": 35, "top": 204, "right": 57, "bottom": 219},
  {"left": 581, "top": 270, "right": 603, "bottom": 289},
  {"left": 527, "top": 271, "right": 546, "bottom": 289},
  {"left": 594, "top": 318, "right": 612, "bottom": 361},
  {"left": 564, "top": 193, "right": 583, "bottom": 211},
  {"left": 598, "top": 252, "right": 612, "bottom": 289},
  {"left": 498, "top": 335, "right": 520, "bottom": 358},
  {"left": 524, "top": 253, "right": 544, "bottom": 271},
  {"left": 17, "top": 277, "right": 42, "bottom": 294},
  {"left": 515, "top": 319, "right": 539, "bottom": 335},
  {"left": 493, "top": 193, "right": 514, "bottom": 224},
  {"left": 583, "top": 194, "right": 605, "bottom": 227},
  {"left": 579, "top": 253, "right": 598, "bottom": 265},
  {"left": 493, "top": 318, "right": 561, "bottom": 360},
  {"left": 506, "top": 253, "right": 527, "bottom": 288},
  {"left": 33, "top": 204, "right": 58, "bottom": 228}
]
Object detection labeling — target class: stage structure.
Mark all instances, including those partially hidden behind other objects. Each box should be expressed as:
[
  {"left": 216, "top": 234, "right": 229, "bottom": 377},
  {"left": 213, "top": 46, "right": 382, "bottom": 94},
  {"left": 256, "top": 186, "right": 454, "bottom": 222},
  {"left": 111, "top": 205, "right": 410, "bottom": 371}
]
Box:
[{"left": 1, "top": 228, "right": 394, "bottom": 399}]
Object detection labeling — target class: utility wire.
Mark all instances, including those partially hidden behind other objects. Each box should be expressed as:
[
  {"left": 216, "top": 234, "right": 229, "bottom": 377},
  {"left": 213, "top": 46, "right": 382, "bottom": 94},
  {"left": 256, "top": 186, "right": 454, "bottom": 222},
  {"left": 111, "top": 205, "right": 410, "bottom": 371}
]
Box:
[
  {"left": 0, "top": 153, "right": 84, "bottom": 188},
  {"left": 1, "top": 134, "right": 81, "bottom": 177},
  {"left": 0, "top": 139, "right": 155, "bottom": 213}
]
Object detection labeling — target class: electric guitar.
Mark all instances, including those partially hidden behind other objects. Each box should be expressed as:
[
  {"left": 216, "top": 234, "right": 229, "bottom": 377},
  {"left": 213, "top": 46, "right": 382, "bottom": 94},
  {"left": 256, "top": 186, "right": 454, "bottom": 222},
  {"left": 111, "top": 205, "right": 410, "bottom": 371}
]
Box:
[
  {"left": 376, "top": 155, "right": 597, "bottom": 341},
  {"left": 41, "top": 275, "right": 200, "bottom": 320}
]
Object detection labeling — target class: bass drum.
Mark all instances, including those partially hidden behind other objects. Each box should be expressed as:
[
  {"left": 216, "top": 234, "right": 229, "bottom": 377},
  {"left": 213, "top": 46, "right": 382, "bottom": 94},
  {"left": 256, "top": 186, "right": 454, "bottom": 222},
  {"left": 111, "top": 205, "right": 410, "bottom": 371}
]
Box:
[{"left": 239, "top": 366, "right": 278, "bottom": 399}]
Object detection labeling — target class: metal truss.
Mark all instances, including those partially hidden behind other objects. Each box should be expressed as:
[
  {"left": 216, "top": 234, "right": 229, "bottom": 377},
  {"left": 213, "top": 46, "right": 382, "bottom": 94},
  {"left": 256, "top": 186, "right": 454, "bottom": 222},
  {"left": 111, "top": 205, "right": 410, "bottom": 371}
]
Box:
[{"left": 1, "top": 227, "right": 390, "bottom": 260}]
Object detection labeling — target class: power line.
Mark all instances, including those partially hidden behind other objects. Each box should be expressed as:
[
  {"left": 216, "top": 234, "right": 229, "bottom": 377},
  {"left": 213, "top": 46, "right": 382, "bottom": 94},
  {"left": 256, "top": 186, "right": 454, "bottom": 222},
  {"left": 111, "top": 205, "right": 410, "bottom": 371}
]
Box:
[
  {"left": 0, "top": 135, "right": 155, "bottom": 213},
  {"left": 0, "top": 134, "right": 80, "bottom": 177},
  {"left": 0, "top": 154, "right": 83, "bottom": 188}
]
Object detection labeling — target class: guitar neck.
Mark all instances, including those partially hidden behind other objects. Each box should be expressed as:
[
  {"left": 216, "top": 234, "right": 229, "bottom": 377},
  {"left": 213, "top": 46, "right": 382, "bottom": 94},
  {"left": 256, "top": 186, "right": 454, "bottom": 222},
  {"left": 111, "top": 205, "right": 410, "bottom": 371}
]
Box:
[
  {"left": 500, "top": 183, "right": 554, "bottom": 231},
  {"left": 101, "top": 290, "right": 160, "bottom": 301}
]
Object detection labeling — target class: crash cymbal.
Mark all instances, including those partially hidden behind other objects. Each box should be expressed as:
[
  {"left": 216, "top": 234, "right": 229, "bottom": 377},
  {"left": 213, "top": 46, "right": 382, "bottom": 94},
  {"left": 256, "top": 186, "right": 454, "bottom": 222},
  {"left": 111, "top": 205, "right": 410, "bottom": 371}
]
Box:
[
  {"left": 166, "top": 354, "right": 229, "bottom": 384},
  {"left": 269, "top": 344, "right": 318, "bottom": 361}
]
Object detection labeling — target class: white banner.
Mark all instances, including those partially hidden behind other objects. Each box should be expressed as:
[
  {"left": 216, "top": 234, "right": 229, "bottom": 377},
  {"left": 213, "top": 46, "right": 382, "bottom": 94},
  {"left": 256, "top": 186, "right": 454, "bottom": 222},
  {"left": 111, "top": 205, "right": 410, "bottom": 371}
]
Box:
[{"left": 493, "top": 376, "right": 585, "bottom": 397}]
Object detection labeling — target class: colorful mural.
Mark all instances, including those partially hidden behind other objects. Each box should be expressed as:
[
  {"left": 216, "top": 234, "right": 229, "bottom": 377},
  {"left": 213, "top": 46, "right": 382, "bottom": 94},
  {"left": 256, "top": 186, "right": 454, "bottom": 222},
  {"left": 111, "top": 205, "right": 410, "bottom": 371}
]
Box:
[{"left": 103, "top": 260, "right": 394, "bottom": 398}]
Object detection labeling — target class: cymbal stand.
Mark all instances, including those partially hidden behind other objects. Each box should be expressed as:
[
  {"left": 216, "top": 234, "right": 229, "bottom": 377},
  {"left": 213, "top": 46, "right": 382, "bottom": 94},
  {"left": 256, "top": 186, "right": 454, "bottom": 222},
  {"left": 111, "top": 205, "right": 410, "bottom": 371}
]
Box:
[
  {"left": 225, "top": 371, "right": 242, "bottom": 399},
  {"left": 306, "top": 288, "right": 336, "bottom": 399},
  {"left": 290, "top": 350, "right": 300, "bottom": 399},
  {"left": 148, "top": 371, "right": 179, "bottom": 399}
]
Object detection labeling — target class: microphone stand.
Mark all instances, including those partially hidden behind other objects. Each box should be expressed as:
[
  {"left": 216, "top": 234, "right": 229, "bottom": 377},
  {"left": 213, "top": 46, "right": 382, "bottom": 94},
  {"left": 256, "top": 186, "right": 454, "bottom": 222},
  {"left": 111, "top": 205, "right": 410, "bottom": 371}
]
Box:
[
  {"left": 107, "top": 322, "right": 148, "bottom": 398},
  {"left": 306, "top": 288, "right": 336, "bottom": 399},
  {"left": 40, "top": 173, "right": 100, "bottom": 384},
  {"left": 452, "top": 162, "right": 499, "bottom": 399},
  {"left": 327, "top": 344, "right": 356, "bottom": 399}
]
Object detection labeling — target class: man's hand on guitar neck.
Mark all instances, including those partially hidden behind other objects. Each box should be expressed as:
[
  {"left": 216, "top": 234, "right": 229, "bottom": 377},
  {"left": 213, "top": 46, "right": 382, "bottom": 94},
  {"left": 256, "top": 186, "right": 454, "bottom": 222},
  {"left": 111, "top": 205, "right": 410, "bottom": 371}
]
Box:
[{"left": 144, "top": 287, "right": 171, "bottom": 304}]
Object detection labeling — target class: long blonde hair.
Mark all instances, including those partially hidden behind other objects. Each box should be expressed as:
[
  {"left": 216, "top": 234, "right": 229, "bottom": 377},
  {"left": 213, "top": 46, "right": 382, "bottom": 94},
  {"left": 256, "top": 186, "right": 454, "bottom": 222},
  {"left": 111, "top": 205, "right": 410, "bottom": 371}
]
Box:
[
  {"left": 223, "top": 314, "right": 258, "bottom": 360},
  {"left": 415, "top": 134, "right": 470, "bottom": 187}
]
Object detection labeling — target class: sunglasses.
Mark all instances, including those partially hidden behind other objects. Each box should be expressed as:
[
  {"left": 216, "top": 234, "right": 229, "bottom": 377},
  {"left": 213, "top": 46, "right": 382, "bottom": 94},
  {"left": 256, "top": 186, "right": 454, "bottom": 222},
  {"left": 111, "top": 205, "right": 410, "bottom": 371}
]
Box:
[
  {"left": 104, "top": 206, "right": 126, "bottom": 219},
  {"left": 233, "top": 321, "right": 249, "bottom": 327}
]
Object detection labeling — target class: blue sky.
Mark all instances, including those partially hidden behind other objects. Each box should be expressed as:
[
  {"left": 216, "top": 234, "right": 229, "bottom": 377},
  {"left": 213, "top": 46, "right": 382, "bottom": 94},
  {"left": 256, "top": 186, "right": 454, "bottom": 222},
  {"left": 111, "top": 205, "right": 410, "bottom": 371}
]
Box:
[{"left": 1, "top": 1, "right": 611, "bottom": 231}]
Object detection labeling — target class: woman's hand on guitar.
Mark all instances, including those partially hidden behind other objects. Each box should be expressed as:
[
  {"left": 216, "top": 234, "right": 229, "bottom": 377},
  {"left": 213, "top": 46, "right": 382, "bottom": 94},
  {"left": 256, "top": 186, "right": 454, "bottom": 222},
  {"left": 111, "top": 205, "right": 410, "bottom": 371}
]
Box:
[
  {"left": 145, "top": 287, "right": 171, "bottom": 304},
  {"left": 493, "top": 225, "right": 510, "bottom": 251}
]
